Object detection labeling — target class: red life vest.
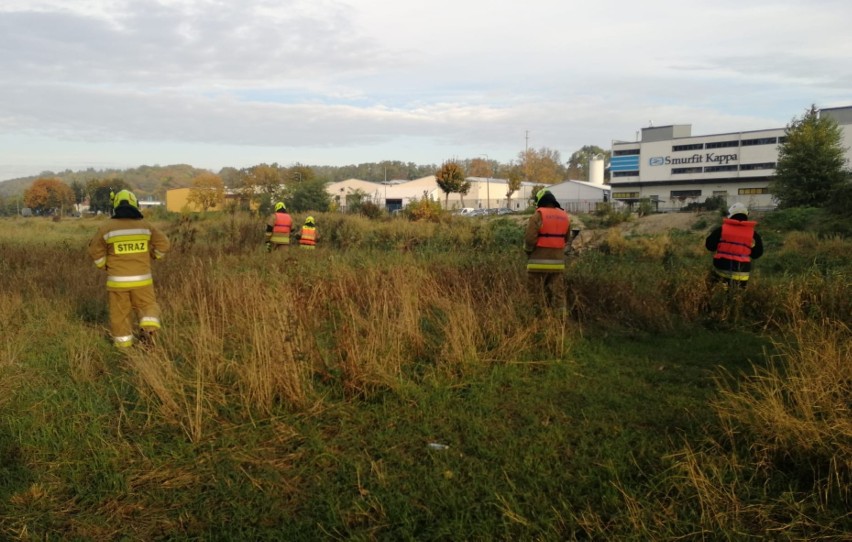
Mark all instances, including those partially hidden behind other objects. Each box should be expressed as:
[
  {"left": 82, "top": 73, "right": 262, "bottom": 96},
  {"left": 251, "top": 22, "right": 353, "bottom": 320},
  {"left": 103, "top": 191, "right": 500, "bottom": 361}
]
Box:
[
  {"left": 300, "top": 226, "right": 317, "bottom": 246},
  {"left": 535, "top": 208, "right": 570, "bottom": 249},
  {"left": 273, "top": 213, "right": 292, "bottom": 234},
  {"left": 270, "top": 212, "right": 292, "bottom": 244},
  {"left": 714, "top": 218, "right": 756, "bottom": 263}
]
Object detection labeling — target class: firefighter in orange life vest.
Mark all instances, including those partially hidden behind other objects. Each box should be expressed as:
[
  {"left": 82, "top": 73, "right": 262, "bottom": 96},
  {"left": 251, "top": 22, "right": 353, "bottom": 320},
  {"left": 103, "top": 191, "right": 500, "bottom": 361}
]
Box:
[
  {"left": 524, "top": 189, "right": 571, "bottom": 309},
  {"left": 88, "top": 189, "right": 170, "bottom": 348},
  {"left": 296, "top": 216, "right": 319, "bottom": 249},
  {"left": 705, "top": 202, "right": 764, "bottom": 288},
  {"left": 265, "top": 201, "right": 292, "bottom": 251}
]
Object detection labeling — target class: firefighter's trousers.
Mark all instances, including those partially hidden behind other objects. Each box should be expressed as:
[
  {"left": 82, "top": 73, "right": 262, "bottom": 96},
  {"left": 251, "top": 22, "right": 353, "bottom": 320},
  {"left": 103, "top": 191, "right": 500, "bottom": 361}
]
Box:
[{"left": 108, "top": 285, "right": 161, "bottom": 347}]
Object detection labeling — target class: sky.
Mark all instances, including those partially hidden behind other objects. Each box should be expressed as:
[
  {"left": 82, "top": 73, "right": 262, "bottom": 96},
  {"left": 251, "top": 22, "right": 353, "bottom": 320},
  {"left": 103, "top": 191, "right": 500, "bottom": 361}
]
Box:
[{"left": 1, "top": 0, "right": 851, "bottom": 182}]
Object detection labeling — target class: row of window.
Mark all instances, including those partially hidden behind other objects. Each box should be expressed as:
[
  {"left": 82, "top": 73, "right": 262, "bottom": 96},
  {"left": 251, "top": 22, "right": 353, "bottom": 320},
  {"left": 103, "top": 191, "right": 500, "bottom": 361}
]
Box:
[
  {"left": 613, "top": 149, "right": 640, "bottom": 156},
  {"left": 614, "top": 162, "right": 776, "bottom": 178},
  {"left": 612, "top": 187, "right": 768, "bottom": 200},
  {"left": 670, "top": 136, "right": 785, "bottom": 152},
  {"left": 669, "top": 187, "right": 770, "bottom": 199}
]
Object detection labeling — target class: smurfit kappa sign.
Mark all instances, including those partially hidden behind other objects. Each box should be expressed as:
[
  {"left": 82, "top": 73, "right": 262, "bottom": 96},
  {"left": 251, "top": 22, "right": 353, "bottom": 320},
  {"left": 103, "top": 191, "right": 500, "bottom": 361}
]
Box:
[{"left": 649, "top": 153, "right": 738, "bottom": 166}]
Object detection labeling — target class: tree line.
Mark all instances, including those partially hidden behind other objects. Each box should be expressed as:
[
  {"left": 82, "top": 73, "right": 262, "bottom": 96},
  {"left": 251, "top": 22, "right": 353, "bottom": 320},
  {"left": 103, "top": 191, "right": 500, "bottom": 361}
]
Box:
[{"left": 0, "top": 145, "right": 612, "bottom": 217}]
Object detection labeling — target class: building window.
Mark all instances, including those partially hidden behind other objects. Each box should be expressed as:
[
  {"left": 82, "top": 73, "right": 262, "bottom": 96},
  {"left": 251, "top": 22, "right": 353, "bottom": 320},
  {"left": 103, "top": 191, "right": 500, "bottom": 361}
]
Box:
[
  {"left": 704, "top": 165, "right": 739, "bottom": 173},
  {"left": 672, "top": 143, "right": 704, "bottom": 151},
  {"left": 741, "top": 137, "right": 777, "bottom": 146},
  {"left": 611, "top": 155, "right": 640, "bottom": 172},
  {"left": 778, "top": 136, "right": 787, "bottom": 144},
  {"left": 739, "top": 162, "right": 776, "bottom": 171},
  {"left": 705, "top": 140, "right": 740, "bottom": 149},
  {"left": 671, "top": 190, "right": 702, "bottom": 198},
  {"left": 738, "top": 187, "right": 769, "bottom": 195},
  {"left": 613, "top": 192, "right": 640, "bottom": 199},
  {"left": 612, "top": 171, "right": 639, "bottom": 177},
  {"left": 613, "top": 149, "right": 640, "bottom": 156},
  {"left": 672, "top": 167, "right": 703, "bottom": 174}
]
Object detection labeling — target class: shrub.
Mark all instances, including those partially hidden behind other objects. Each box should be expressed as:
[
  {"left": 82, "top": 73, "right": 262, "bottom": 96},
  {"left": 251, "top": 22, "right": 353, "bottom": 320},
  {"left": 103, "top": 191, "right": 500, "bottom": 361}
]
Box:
[{"left": 404, "top": 196, "right": 443, "bottom": 222}]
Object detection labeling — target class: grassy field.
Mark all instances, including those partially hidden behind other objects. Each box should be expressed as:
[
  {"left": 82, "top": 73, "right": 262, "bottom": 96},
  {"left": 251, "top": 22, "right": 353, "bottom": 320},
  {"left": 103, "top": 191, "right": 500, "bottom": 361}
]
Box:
[{"left": 0, "top": 210, "right": 849, "bottom": 540}]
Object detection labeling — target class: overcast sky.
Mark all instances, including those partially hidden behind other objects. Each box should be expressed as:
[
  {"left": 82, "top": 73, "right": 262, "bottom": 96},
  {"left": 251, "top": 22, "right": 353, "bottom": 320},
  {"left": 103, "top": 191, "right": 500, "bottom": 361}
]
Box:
[{"left": 1, "top": 0, "right": 850, "bottom": 181}]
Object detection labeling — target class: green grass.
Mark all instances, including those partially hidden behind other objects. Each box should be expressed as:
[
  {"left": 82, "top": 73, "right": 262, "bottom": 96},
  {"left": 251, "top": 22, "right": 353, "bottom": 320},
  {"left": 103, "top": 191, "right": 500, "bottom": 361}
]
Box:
[
  {"left": 0, "top": 213, "right": 849, "bottom": 540},
  {"left": 0, "top": 325, "right": 770, "bottom": 539}
]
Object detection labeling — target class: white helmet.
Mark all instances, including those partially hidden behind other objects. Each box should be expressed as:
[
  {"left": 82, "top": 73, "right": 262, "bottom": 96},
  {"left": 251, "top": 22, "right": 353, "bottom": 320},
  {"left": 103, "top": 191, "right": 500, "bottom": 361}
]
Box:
[{"left": 727, "top": 202, "right": 748, "bottom": 217}]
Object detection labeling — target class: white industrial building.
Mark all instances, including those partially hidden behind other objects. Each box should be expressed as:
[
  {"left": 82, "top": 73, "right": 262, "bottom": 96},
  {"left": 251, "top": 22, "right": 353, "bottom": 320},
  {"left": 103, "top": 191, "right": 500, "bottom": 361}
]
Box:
[
  {"left": 326, "top": 176, "right": 539, "bottom": 212},
  {"left": 545, "top": 156, "right": 611, "bottom": 213},
  {"left": 609, "top": 105, "right": 852, "bottom": 211}
]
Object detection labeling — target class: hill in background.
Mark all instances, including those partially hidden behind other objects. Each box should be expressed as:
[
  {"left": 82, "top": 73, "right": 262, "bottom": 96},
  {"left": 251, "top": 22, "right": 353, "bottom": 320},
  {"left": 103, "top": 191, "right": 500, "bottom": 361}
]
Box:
[{"left": 0, "top": 164, "right": 210, "bottom": 199}]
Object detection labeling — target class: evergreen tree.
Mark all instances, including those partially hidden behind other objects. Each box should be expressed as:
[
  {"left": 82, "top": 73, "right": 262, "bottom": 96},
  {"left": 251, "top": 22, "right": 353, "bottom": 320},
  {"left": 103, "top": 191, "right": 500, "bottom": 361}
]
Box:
[{"left": 771, "top": 105, "right": 850, "bottom": 209}]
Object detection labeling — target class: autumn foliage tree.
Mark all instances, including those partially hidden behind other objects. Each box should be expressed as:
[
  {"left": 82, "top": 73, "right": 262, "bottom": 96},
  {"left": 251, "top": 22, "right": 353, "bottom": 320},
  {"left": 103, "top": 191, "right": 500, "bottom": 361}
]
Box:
[
  {"left": 504, "top": 163, "right": 524, "bottom": 209},
  {"left": 520, "top": 147, "right": 566, "bottom": 184},
  {"left": 187, "top": 172, "right": 225, "bottom": 212},
  {"left": 467, "top": 157, "right": 493, "bottom": 178},
  {"left": 23, "top": 178, "right": 75, "bottom": 215},
  {"left": 238, "top": 163, "right": 284, "bottom": 211},
  {"left": 435, "top": 161, "right": 469, "bottom": 209}
]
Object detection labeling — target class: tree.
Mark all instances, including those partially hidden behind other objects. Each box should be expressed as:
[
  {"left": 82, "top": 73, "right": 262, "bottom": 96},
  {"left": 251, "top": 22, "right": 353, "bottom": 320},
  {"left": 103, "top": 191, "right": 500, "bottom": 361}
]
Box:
[
  {"left": 286, "top": 164, "right": 316, "bottom": 185},
  {"left": 69, "top": 180, "right": 86, "bottom": 211},
  {"left": 519, "top": 147, "right": 565, "bottom": 184},
  {"left": 287, "top": 179, "right": 330, "bottom": 212},
  {"left": 435, "top": 160, "right": 466, "bottom": 209},
  {"left": 771, "top": 105, "right": 850, "bottom": 209},
  {"left": 86, "top": 178, "right": 130, "bottom": 214},
  {"left": 23, "top": 178, "right": 75, "bottom": 215},
  {"left": 505, "top": 163, "right": 523, "bottom": 209},
  {"left": 239, "top": 163, "right": 284, "bottom": 209},
  {"left": 187, "top": 172, "right": 225, "bottom": 211},
  {"left": 567, "top": 145, "right": 611, "bottom": 181},
  {"left": 467, "top": 157, "right": 493, "bottom": 178}
]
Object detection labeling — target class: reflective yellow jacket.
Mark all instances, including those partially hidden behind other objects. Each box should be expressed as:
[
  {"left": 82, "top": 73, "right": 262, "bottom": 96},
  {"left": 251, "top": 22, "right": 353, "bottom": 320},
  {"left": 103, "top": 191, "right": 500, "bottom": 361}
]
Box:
[{"left": 88, "top": 218, "right": 170, "bottom": 290}]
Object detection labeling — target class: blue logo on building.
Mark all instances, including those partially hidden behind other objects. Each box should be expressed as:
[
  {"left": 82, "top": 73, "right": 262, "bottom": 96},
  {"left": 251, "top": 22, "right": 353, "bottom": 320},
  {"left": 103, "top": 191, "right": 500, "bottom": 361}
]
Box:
[{"left": 649, "top": 157, "right": 665, "bottom": 166}]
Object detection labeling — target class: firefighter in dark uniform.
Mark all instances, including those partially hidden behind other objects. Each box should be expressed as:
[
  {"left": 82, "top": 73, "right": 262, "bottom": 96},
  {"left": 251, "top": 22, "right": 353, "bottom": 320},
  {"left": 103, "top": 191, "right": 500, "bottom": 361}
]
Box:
[
  {"left": 705, "top": 202, "right": 764, "bottom": 288},
  {"left": 524, "top": 189, "right": 571, "bottom": 310}
]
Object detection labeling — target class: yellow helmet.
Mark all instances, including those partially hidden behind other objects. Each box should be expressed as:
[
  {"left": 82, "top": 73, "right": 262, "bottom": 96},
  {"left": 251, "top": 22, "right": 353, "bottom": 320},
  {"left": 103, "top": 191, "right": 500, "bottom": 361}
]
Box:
[
  {"left": 305, "top": 216, "right": 315, "bottom": 225},
  {"left": 112, "top": 189, "right": 139, "bottom": 210},
  {"left": 274, "top": 201, "right": 286, "bottom": 212},
  {"left": 535, "top": 189, "right": 549, "bottom": 204}
]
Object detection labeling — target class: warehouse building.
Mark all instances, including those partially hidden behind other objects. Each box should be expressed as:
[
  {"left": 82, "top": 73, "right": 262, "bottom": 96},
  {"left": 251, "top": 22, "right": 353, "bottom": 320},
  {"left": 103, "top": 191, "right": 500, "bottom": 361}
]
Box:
[{"left": 609, "top": 105, "right": 852, "bottom": 211}]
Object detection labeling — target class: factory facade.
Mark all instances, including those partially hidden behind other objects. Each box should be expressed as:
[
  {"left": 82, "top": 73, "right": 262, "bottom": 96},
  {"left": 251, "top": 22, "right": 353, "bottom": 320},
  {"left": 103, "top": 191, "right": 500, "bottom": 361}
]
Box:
[{"left": 609, "top": 106, "right": 852, "bottom": 211}]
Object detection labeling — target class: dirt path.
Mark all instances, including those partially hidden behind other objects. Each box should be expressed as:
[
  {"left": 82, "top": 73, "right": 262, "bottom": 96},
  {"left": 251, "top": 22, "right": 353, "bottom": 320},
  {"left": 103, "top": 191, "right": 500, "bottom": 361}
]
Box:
[{"left": 570, "top": 211, "right": 717, "bottom": 252}]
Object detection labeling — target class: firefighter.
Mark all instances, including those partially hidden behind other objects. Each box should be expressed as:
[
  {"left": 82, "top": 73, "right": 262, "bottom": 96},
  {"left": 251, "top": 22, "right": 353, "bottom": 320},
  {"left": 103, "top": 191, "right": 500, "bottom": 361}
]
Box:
[
  {"left": 265, "top": 201, "right": 292, "bottom": 251},
  {"left": 297, "top": 216, "right": 319, "bottom": 249},
  {"left": 705, "top": 202, "right": 764, "bottom": 288},
  {"left": 524, "top": 189, "right": 571, "bottom": 310},
  {"left": 88, "top": 189, "right": 170, "bottom": 348}
]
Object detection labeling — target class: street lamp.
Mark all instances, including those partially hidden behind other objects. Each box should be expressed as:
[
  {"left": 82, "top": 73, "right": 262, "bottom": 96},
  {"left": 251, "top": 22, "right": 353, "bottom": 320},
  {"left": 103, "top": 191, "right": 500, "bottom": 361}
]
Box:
[{"left": 479, "top": 154, "right": 491, "bottom": 209}]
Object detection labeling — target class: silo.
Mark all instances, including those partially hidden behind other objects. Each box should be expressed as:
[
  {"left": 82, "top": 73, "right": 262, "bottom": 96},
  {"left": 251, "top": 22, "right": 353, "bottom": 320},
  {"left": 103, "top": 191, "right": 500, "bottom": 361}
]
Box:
[{"left": 589, "top": 155, "right": 605, "bottom": 185}]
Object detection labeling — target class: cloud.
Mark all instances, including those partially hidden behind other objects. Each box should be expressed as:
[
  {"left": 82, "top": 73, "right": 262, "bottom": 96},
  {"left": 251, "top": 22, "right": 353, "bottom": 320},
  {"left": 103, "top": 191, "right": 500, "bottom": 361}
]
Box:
[{"left": 0, "top": 0, "right": 850, "bottom": 179}]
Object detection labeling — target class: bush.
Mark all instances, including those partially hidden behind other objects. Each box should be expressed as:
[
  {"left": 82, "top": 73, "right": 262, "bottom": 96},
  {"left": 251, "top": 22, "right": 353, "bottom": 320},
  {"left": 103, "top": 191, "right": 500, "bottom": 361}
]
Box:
[{"left": 404, "top": 196, "right": 443, "bottom": 222}]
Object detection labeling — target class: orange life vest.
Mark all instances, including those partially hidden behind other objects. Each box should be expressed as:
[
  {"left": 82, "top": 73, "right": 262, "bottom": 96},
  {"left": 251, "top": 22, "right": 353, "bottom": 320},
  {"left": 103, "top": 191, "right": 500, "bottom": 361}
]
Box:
[
  {"left": 535, "top": 208, "right": 570, "bottom": 249},
  {"left": 273, "top": 213, "right": 292, "bottom": 234},
  {"left": 714, "top": 218, "right": 756, "bottom": 263},
  {"left": 300, "top": 226, "right": 317, "bottom": 246},
  {"left": 271, "top": 212, "right": 292, "bottom": 244}
]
